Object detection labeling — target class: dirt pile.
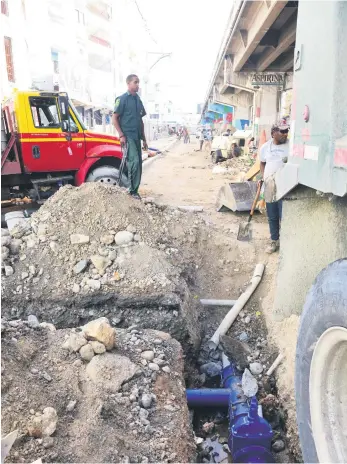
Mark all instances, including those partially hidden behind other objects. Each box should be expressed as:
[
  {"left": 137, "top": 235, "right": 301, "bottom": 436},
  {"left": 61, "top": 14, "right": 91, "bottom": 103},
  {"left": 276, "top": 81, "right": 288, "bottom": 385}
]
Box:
[
  {"left": 1, "top": 183, "right": 208, "bottom": 305},
  {"left": 1, "top": 316, "right": 195, "bottom": 463},
  {"left": 211, "top": 154, "right": 256, "bottom": 181}
]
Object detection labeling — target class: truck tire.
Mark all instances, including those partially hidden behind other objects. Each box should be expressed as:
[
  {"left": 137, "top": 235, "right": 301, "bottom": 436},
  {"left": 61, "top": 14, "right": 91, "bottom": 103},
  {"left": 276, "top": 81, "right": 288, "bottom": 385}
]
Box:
[
  {"left": 86, "top": 165, "right": 129, "bottom": 188},
  {"left": 295, "top": 259, "right": 347, "bottom": 463}
]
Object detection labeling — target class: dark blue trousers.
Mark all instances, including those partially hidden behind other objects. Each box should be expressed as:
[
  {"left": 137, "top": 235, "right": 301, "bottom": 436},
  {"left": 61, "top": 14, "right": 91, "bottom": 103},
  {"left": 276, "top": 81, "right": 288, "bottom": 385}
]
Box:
[{"left": 266, "top": 200, "right": 283, "bottom": 241}]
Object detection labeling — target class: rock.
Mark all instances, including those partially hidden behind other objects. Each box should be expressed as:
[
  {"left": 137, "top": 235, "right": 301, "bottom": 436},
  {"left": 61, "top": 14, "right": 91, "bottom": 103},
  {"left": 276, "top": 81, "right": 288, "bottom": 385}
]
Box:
[
  {"left": 87, "top": 279, "right": 101, "bottom": 290},
  {"left": 200, "top": 362, "right": 222, "bottom": 377},
  {"left": 141, "top": 350, "right": 155, "bottom": 361},
  {"left": 29, "top": 265, "right": 36, "bottom": 275},
  {"left": 244, "top": 316, "right": 251, "bottom": 324},
  {"left": 100, "top": 234, "right": 114, "bottom": 245},
  {"left": 82, "top": 317, "right": 116, "bottom": 350},
  {"left": 21, "top": 271, "right": 29, "bottom": 280},
  {"left": 90, "top": 341, "right": 106, "bottom": 354},
  {"left": 72, "top": 283, "right": 80, "bottom": 293},
  {"left": 162, "top": 366, "right": 171, "bottom": 374},
  {"left": 148, "top": 363, "right": 160, "bottom": 371},
  {"left": 272, "top": 439, "right": 285, "bottom": 453},
  {"left": 49, "top": 241, "right": 59, "bottom": 253},
  {"left": 1, "top": 228, "right": 10, "bottom": 236},
  {"left": 63, "top": 332, "right": 87, "bottom": 352},
  {"left": 115, "top": 231, "right": 133, "bottom": 246},
  {"left": 70, "top": 234, "right": 90, "bottom": 245},
  {"left": 108, "top": 250, "right": 117, "bottom": 261},
  {"left": 66, "top": 400, "right": 77, "bottom": 412},
  {"left": 10, "top": 239, "right": 22, "bottom": 254},
  {"left": 242, "top": 368, "right": 258, "bottom": 397},
  {"left": 238, "top": 332, "right": 248, "bottom": 342},
  {"left": 42, "top": 437, "right": 54, "bottom": 449},
  {"left": 220, "top": 335, "right": 252, "bottom": 370},
  {"left": 249, "top": 362, "right": 263, "bottom": 375},
  {"left": 4, "top": 265, "right": 14, "bottom": 276},
  {"left": 133, "top": 234, "right": 141, "bottom": 242},
  {"left": 73, "top": 260, "right": 88, "bottom": 274},
  {"left": 126, "top": 224, "right": 136, "bottom": 234},
  {"left": 141, "top": 394, "right": 152, "bottom": 409},
  {"left": 28, "top": 407, "right": 58, "bottom": 438},
  {"left": 28, "top": 315, "right": 40, "bottom": 328},
  {"left": 86, "top": 353, "right": 140, "bottom": 393},
  {"left": 37, "top": 224, "right": 48, "bottom": 237},
  {"left": 79, "top": 344, "right": 95, "bottom": 362},
  {"left": 2, "top": 246, "right": 10, "bottom": 260},
  {"left": 2, "top": 236, "right": 11, "bottom": 247},
  {"left": 40, "top": 322, "right": 56, "bottom": 332},
  {"left": 90, "top": 255, "right": 111, "bottom": 273},
  {"left": 202, "top": 422, "right": 215, "bottom": 434},
  {"left": 42, "top": 372, "right": 52, "bottom": 382}
]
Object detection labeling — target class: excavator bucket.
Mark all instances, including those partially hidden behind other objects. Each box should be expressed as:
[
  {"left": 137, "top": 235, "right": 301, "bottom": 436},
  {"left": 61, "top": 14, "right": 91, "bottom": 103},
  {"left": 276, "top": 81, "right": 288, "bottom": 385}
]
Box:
[{"left": 216, "top": 181, "right": 258, "bottom": 212}]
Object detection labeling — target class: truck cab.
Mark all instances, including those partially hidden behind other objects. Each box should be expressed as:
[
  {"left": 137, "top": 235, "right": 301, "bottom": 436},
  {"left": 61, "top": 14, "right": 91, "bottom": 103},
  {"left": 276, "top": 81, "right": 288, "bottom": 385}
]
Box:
[{"left": 1, "top": 90, "right": 125, "bottom": 200}]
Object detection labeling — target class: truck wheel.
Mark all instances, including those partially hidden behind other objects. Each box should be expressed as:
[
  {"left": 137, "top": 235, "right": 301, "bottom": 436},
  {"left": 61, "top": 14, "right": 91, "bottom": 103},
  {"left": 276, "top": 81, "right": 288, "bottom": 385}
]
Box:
[
  {"left": 86, "top": 165, "right": 129, "bottom": 188},
  {"left": 295, "top": 259, "right": 347, "bottom": 463}
]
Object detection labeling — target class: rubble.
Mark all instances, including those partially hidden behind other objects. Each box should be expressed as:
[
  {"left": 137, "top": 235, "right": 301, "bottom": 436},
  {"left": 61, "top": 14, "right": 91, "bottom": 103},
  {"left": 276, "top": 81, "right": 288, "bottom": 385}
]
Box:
[{"left": 1, "top": 319, "right": 195, "bottom": 463}]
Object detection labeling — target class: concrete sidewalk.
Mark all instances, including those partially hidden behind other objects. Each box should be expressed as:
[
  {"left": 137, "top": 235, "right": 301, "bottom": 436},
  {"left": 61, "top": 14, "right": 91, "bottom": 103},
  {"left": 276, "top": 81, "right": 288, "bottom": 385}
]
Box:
[{"left": 147, "top": 137, "right": 177, "bottom": 152}]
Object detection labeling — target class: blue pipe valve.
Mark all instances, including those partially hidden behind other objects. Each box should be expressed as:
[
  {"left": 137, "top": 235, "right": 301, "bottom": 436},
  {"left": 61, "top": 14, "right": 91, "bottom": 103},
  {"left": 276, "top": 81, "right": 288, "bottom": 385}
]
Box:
[{"left": 230, "top": 396, "right": 273, "bottom": 463}]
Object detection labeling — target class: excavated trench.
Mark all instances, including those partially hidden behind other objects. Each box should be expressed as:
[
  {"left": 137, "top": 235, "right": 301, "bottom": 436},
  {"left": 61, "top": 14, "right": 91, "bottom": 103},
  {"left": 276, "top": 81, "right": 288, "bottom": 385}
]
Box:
[{"left": 2, "top": 282, "right": 298, "bottom": 464}]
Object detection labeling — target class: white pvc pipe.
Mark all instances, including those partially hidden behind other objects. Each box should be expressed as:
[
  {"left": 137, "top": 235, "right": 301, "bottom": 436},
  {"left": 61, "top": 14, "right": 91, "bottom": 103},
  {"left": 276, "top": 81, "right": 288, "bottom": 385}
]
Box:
[
  {"left": 208, "top": 263, "right": 265, "bottom": 349},
  {"left": 200, "top": 299, "right": 237, "bottom": 307},
  {"left": 266, "top": 353, "right": 284, "bottom": 376},
  {"left": 177, "top": 206, "right": 204, "bottom": 212}
]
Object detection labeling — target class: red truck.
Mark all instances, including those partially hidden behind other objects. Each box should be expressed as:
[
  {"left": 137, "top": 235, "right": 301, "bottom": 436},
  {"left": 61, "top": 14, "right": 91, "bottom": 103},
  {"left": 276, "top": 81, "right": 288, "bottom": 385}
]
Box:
[{"left": 1, "top": 90, "right": 128, "bottom": 201}]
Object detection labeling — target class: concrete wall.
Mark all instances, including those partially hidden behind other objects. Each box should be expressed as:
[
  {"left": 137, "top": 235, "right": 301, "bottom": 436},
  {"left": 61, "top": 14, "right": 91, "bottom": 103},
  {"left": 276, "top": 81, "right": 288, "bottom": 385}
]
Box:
[
  {"left": 273, "top": 186, "right": 347, "bottom": 321},
  {"left": 255, "top": 86, "right": 279, "bottom": 138}
]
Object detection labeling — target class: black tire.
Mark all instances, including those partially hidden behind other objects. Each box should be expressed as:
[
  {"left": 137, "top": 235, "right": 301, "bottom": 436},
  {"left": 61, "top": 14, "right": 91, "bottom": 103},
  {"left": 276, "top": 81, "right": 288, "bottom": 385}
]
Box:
[
  {"left": 86, "top": 165, "right": 129, "bottom": 188},
  {"left": 211, "top": 152, "right": 217, "bottom": 164},
  {"left": 295, "top": 259, "right": 347, "bottom": 462}
]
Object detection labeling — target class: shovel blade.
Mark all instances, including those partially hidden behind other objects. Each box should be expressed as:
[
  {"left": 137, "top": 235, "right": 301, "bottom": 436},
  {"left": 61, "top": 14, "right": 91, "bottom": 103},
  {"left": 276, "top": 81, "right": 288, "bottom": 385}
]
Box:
[{"left": 237, "top": 222, "right": 252, "bottom": 242}]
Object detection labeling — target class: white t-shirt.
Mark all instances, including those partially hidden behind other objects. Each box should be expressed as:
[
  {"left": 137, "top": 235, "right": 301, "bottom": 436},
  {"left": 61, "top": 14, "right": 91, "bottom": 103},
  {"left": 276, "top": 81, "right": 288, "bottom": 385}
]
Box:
[{"left": 260, "top": 139, "right": 289, "bottom": 179}]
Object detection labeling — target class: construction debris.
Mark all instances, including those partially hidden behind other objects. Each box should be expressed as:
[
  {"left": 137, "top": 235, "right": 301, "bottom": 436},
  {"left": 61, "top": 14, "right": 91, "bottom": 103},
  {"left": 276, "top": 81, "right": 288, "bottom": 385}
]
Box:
[{"left": 1, "top": 318, "right": 196, "bottom": 463}]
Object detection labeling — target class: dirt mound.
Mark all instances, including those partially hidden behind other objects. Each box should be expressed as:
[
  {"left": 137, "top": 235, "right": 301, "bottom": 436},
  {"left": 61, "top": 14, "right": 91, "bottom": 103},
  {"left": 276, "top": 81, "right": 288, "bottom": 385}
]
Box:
[
  {"left": 1, "top": 183, "right": 208, "bottom": 305},
  {"left": 1, "top": 317, "right": 195, "bottom": 463}
]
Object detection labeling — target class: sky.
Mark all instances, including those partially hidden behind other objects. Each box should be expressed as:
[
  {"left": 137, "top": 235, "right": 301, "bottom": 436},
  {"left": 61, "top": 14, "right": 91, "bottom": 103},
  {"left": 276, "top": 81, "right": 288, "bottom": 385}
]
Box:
[{"left": 123, "top": 0, "right": 231, "bottom": 113}]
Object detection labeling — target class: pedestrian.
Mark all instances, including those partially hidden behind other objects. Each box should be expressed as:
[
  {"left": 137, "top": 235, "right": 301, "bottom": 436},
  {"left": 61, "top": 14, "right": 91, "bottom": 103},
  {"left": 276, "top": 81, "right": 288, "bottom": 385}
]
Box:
[
  {"left": 259, "top": 123, "right": 289, "bottom": 253},
  {"left": 230, "top": 142, "right": 241, "bottom": 158},
  {"left": 112, "top": 74, "right": 148, "bottom": 200},
  {"left": 204, "top": 129, "right": 212, "bottom": 152},
  {"left": 198, "top": 129, "right": 205, "bottom": 151}
]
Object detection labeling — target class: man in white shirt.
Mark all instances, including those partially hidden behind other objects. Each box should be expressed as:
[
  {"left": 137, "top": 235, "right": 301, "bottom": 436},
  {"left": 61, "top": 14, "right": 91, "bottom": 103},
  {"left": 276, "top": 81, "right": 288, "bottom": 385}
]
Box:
[{"left": 259, "top": 124, "right": 289, "bottom": 253}]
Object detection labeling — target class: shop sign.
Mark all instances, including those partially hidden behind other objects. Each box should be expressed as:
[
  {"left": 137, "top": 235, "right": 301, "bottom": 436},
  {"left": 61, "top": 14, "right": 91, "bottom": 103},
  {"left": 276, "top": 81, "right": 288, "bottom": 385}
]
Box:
[{"left": 251, "top": 73, "right": 285, "bottom": 86}]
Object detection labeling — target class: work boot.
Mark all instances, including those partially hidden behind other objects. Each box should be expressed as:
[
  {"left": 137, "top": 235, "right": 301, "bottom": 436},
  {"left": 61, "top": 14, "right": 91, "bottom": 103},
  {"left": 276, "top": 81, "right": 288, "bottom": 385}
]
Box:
[
  {"left": 130, "top": 192, "right": 141, "bottom": 200},
  {"left": 265, "top": 240, "right": 279, "bottom": 254}
]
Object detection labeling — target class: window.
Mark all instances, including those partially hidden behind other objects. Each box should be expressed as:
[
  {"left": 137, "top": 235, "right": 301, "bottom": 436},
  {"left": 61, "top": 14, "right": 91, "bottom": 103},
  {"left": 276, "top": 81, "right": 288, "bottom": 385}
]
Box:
[
  {"left": 75, "top": 9, "right": 85, "bottom": 24},
  {"left": 51, "top": 50, "right": 59, "bottom": 74},
  {"left": 4, "top": 37, "right": 15, "bottom": 82},
  {"left": 1, "top": 0, "right": 9, "bottom": 15},
  {"left": 29, "top": 97, "right": 60, "bottom": 129}
]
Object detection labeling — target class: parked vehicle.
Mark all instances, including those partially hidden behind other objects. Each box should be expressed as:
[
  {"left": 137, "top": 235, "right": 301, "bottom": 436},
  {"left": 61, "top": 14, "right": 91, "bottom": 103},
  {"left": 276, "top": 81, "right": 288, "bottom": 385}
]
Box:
[
  {"left": 274, "top": 2, "right": 347, "bottom": 462},
  {"left": 1, "top": 90, "right": 127, "bottom": 201},
  {"left": 210, "top": 129, "right": 253, "bottom": 162}
]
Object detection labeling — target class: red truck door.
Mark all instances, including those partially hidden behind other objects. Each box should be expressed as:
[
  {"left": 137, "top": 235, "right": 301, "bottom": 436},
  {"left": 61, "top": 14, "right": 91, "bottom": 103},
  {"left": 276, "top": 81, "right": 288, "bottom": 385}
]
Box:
[{"left": 22, "top": 96, "right": 85, "bottom": 173}]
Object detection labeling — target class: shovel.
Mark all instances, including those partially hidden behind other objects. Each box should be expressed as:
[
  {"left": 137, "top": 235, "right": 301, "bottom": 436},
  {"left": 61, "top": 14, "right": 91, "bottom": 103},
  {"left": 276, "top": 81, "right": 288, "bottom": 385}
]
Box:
[{"left": 237, "top": 180, "right": 263, "bottom": 242}]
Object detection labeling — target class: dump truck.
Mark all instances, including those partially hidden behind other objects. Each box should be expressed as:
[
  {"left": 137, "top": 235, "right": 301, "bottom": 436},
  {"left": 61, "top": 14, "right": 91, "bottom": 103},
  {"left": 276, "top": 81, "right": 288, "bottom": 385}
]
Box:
[
  {"left": 274, "top": 1, "right": 347, "bottom": 462},
  {"left": 1, "top": 90, "right": 127, "bottom": 201}
]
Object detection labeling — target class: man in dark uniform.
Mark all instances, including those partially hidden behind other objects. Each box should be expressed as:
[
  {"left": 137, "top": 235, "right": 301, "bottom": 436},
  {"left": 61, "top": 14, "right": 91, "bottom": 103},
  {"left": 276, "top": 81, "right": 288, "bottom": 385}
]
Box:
[{"left": 112, "top": 74, "right": 148, "bottom": 199}]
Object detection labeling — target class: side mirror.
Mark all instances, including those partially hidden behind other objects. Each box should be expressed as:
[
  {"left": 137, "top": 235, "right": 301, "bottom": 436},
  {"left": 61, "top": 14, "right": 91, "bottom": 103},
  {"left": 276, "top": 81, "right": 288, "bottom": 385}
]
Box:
[{"left": 61, "top": 120, "right": 69, "bottom": 132}]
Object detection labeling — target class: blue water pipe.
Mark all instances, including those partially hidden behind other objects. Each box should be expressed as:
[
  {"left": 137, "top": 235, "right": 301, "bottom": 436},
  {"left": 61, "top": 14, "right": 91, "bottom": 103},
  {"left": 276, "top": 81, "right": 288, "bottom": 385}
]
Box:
[{"left": 186, "top": 354, "right": 274, "bottom": 463}]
